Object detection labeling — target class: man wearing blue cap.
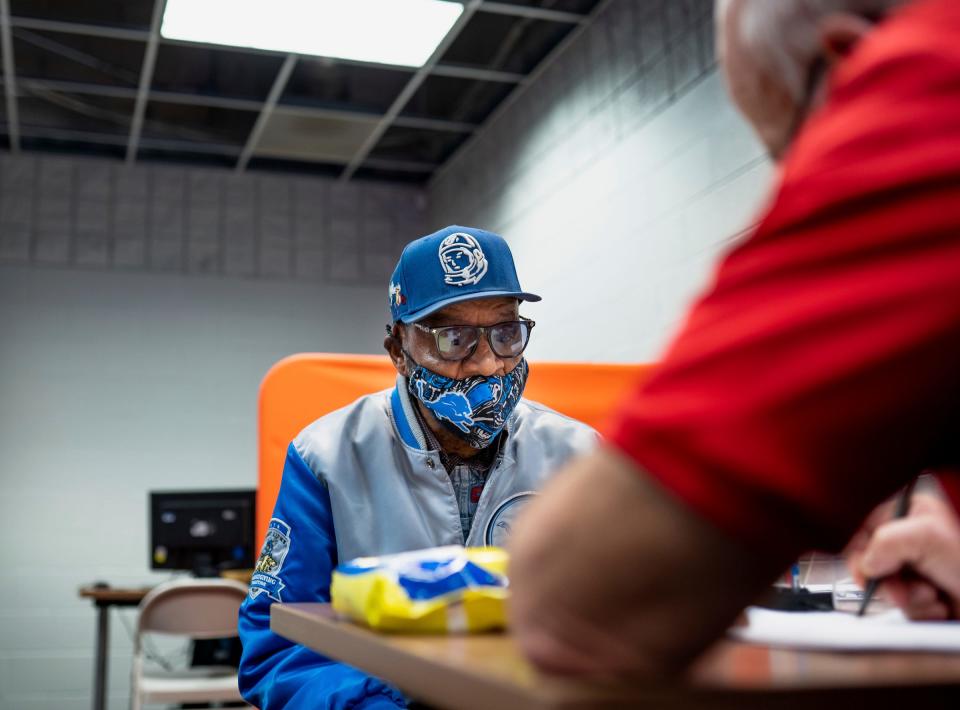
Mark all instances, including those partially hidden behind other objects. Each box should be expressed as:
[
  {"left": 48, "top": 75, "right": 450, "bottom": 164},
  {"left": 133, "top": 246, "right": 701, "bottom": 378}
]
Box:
[{"left": 237, "top": 226, "right": 596, "bottom": 709}]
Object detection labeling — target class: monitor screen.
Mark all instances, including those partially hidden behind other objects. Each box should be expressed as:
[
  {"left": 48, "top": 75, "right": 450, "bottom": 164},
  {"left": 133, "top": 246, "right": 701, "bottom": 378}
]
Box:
[{"left": 150, "top": 489, "right": 256, "bottom": 576}]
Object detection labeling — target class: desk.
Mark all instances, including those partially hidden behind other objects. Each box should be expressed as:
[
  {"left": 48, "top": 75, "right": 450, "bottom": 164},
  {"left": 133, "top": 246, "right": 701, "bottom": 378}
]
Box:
[
  {"left": 78, "top": 586, "right": 152, "bottom": 710},
  {"left": 272, "top": 603, "right": 960, "bottom": 710}
]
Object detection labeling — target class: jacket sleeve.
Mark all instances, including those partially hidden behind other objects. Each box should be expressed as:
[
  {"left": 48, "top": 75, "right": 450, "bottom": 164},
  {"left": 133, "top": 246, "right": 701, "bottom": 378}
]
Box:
[{"left": 238, "top": 442, "right": 407, "bottom": 710}]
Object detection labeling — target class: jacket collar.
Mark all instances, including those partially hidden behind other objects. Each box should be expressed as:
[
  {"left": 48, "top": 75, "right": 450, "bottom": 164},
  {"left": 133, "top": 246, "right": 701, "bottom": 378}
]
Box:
[{"left": 391, "top": 375, "right": 428, "bottom": 450}]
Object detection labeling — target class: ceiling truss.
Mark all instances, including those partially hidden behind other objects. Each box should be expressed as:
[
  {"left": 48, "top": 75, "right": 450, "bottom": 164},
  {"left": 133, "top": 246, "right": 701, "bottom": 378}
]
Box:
[{"left": 0, "top": 0, "right": 595, "bottom": 181}]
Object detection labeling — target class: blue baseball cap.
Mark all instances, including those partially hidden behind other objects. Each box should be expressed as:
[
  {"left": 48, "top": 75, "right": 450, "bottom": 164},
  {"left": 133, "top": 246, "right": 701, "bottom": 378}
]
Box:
[{"left": 388, "top": 225, "right": 541, "bottom": 323}]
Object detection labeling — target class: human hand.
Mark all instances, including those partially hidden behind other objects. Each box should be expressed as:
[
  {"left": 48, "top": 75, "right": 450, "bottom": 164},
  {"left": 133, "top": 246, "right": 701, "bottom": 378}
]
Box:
[
  {"left": 508, "top": 446, "right": 781, "bottom": 677},
  {"left": 846, "top": 493, "right": 960, "bottom": 620}
]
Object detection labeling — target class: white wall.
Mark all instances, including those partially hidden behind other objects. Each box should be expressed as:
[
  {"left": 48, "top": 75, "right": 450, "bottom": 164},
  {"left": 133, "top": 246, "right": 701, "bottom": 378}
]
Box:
[{"left": 429, "top": 0, "right": 774, "bottom": 362}]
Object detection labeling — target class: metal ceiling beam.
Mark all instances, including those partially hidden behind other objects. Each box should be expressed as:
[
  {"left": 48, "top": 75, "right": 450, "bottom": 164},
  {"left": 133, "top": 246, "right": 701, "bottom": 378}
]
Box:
[
  {"left": 477, "top": 2, "right": 588, "bottom": 24},
  {"left": 146, "top": 90, "right": 262, "bottom": 112},
  {"left": 161, "top": 33, "right": 504, "bottom": 84},
  {"left": 125, "top": 0, "right": 165, "bottom": 164},
  {"left": 0, "top": 0, "right": 20, "bottom": 152},
  {"left": 3, "top": 125, "right": 242, "bottom": 155},
  {"left": 236, "top": 53, "right": 297, "bottom": 172},
  {"left": 12, "top": 26, "right": 140, "bottom": 84},
  {"left": 430, "top": 64, "right": 524, "bottom": 83},
  {"left": 339, "top": 0, "right": 484, "bottom": 182},
  {"left": 2, "top": 124, "right": 447, "bottom": 176},
  {"left": 15, "top": 77, "right": 138, "bottom": 100},
  {"left": 431, "top": 0, "right": 614, "bottom": 187},
  {"left": 6, "top": 76, "right": 480, "bottom": 134},
  {"left": 163, "top": 33, "right": 528, "bottom": 85},
  {"left": 362, "top": 157, "right": 437, "bottom": 173},
  {"left": 13, "top": 77, "right": 266, "bottom": 112},
  {"left": 274, "top": 104, "right": 478, "bottom": 133},
  {"left": 392, "top": 115, "right": 477, "bottom": 133},
  {"left": 5, "top": 15, "right": 536, "bottom": 82},
  {"left": 9, "top": 16, "right": 150, "bottom": 42}
]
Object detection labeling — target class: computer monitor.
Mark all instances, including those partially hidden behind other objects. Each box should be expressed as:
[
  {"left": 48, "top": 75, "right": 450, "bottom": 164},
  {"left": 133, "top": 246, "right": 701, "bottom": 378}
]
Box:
[{"left": 150, "top": 489, "right": 257, "bottom": 577}]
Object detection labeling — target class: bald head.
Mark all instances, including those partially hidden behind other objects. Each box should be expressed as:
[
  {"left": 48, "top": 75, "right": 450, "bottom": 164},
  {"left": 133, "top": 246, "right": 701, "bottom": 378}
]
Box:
[{"left": 716, "top": 0, "right": 912, "bottom": 159}]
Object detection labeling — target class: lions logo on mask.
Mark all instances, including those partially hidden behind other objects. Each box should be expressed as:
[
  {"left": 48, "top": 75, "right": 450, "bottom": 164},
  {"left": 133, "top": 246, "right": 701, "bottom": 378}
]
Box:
[{"left": 438, "top": 232, "right": 488, "bottom": 287}]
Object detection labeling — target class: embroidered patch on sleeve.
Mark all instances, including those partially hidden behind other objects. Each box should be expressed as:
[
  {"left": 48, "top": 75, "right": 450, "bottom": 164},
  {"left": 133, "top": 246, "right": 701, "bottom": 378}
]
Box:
[{"left": 250, "top": 518, "right": 291, "bottom": 602}]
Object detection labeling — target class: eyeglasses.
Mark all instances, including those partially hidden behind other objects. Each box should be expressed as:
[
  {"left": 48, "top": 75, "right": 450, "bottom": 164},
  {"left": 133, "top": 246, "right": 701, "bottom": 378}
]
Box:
[{"left": 412, "top": 317, "right": 535, "bottom": 361}]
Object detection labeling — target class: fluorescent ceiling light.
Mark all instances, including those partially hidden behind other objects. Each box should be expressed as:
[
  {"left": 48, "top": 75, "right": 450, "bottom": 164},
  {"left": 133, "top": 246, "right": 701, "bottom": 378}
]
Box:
[{"left": 161, "top": 0, "right": 463, "bottom": 68}]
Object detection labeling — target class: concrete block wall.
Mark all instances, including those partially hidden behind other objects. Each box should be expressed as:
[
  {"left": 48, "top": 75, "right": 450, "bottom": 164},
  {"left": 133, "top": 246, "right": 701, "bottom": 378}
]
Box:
[
  {"left": 0, "top": 153, "right": 425, "bottom": 285},
  {"left": 429, "top": 0, "right": 774, "bottom": 362}
]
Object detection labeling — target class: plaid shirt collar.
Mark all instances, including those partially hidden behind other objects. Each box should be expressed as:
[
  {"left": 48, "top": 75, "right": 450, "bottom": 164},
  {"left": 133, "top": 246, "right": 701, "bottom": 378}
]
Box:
[{"left": 410, "top": 402, "right": 503, "bottom": 474}]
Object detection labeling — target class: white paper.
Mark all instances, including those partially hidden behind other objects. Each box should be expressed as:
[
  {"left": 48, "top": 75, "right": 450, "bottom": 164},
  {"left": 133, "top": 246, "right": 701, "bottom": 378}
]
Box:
[{"left": 730, "top": 606, "right": 960, "bottom": 652}]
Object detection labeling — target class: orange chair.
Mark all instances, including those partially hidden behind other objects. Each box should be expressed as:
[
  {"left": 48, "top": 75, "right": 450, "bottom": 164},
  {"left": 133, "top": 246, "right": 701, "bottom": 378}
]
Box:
[{"left": 256, "top": 354, "right": 651, "bottom": 546}]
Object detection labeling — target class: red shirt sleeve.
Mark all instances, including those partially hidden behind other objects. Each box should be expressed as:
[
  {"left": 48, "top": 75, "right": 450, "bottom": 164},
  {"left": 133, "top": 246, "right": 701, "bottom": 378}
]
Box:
[
  {"left": 606, "top": 0, "right": 960, "bottom": 556},
  {"left": 938, "top": 472, "right": 960, "bottom": 515}
]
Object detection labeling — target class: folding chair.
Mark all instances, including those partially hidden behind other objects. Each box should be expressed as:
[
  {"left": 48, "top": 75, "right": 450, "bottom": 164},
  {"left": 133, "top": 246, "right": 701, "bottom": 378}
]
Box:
[{"left": 131, "top": 578, "right": 250, "bottom": 709}]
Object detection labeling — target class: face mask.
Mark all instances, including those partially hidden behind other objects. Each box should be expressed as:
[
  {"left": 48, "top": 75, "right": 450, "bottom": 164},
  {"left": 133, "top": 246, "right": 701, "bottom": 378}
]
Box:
[{"left": 406, "top": 358, "right": 529, "bottom": 449}]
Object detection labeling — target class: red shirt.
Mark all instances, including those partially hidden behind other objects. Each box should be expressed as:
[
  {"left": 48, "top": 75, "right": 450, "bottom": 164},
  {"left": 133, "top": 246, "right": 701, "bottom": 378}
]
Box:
[{"left": 606, "top": 0, "right": 960, "bottom": 556}]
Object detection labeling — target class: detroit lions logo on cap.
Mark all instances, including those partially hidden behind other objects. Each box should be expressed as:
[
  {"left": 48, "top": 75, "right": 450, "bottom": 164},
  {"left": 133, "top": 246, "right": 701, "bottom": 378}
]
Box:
[{"left": 438, "top": 232, "right": 488, "bottom": 287}]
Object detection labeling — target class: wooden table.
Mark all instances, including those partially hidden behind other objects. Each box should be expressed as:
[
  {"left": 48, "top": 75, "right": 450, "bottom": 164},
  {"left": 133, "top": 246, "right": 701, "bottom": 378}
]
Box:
[
  {"left": 78, "top": 586, "right": 153, "bottom": 710},
  {"left": 272, "top": 603, "right": 960, "bottom": 710}
]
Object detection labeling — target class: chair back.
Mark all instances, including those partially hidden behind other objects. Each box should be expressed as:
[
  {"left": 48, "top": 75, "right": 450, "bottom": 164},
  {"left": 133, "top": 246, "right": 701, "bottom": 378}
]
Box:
[
  {"left": 137, "top": 579, "right": 248, "bottom": 640},
  {"left": 257, "top": 353, "right": 652, "bottom": 545}
]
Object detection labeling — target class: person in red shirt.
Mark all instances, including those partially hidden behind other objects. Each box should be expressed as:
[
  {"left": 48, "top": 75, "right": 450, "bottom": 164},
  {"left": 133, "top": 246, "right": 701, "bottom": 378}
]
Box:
[{"left": 509, "top": 0, "right": 960, "bottom": 676}]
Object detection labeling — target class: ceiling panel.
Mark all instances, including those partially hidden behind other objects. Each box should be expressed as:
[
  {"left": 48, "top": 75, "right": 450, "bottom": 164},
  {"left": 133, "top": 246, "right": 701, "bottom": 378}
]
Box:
[
  {"left": 13, "top": 29, "right": 145, "bottom": 87},
  {"left": 402, "top": 75, "right": 515, "bottom": 125},
  {"left": 18, "top": 89, "right": 133, "bottom": 135},
  {"left": 485, "top": 0, "right": 600, "bottom": 12},
  {"left": 280, "top": 59, "right": 413, "bottom": 115},
  {"left": 440, "top": 13, "right": 575, "bottom": 75},
  {"left": 369, "top": 126, "right": 470, "bottom": 166},
  {"left": 10, "top": 0, "right": 155, "bottom": 30},
  {"left": 254, "top": 110, "right": 380, "bottom": 163},
  {"left": 0, "top": 0, "right": 619, "bottom": 182},
  {"left": 141, "top": 101, "right": 259, "bottom": 146},
  {"left": 152, "top": 44, "right": 285, "bottom": 102}
]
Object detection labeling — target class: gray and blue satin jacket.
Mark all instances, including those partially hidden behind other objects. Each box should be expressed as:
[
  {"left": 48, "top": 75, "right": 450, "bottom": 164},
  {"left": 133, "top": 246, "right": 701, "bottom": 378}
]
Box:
[{"left": 238, "top": 375, "right": 597, "bottom": 709}]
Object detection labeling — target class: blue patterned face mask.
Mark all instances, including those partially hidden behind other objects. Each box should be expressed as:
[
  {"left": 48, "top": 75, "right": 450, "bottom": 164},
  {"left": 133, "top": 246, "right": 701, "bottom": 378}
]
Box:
[{"left": 406, "top": 359, "right": 529, "bottom": 449}]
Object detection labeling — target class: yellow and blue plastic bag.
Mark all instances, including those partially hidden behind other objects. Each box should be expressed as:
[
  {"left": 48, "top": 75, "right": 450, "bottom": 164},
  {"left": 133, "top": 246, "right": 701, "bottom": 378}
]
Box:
[{"left": 331, "top": 545, "right": 508, "bottom": 633}]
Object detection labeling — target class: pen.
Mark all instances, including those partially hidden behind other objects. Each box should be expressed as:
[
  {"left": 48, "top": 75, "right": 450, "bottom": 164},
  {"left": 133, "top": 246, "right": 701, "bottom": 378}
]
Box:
[{"left": 856, "top": 477, "right": 918, "bottom": 617}]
